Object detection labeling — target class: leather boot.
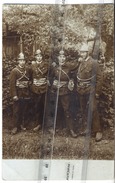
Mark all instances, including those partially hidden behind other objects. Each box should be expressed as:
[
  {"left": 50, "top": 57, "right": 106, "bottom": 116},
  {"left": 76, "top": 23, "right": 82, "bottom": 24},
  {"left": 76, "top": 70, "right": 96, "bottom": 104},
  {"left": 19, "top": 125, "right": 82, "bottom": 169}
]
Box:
[
  {"left": 20, "top": 125, "right": 26, "bottom": 131},
  {"left": 70, "top": 130, "right": 77, "bottom": 138},
  {"left": 95, "top": 132, "right": 102, "bottom": 142},
  {"left": 33, "top": 124, "right": 41, "bottom": 132},
  {"left": 11, "top": 127, "right": 18, "bottom": 135}
]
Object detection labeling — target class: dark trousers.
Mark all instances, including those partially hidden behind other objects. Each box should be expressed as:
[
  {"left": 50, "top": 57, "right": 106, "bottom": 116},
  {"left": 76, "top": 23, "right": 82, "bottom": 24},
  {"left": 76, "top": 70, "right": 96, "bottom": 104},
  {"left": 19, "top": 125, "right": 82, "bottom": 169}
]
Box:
[
  {"left": 32, "top": 93, "right": 45, "bottom": 125},
  {"left": 13, "top": 98, "right": 30, "bottom": 129},
  {"left": 43, "top": 91, "right": 56, "bottom": 128},
  {"left": 78, "top": 93, "right": 101, "bottom": 133},
  {"left": 59, "top": 94, "right": 74, "bottom": 131},
  {"left": 43, "top": 92, "right": 74, "bottom": 131}
]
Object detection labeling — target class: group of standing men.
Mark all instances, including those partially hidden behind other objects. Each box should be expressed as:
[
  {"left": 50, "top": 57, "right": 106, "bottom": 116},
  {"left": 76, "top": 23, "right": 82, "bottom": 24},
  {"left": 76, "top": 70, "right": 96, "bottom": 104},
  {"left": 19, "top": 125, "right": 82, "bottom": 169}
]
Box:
[{"left": 10, "top": 43, "right": 103, "bottom": 142}]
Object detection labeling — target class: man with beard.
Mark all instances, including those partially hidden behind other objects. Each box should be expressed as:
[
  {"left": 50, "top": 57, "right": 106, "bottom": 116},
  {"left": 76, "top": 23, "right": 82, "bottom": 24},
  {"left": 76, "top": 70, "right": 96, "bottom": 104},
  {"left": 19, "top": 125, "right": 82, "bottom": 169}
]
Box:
[{"left": 76, "top": 43, "right": 103, "bottom": 142}]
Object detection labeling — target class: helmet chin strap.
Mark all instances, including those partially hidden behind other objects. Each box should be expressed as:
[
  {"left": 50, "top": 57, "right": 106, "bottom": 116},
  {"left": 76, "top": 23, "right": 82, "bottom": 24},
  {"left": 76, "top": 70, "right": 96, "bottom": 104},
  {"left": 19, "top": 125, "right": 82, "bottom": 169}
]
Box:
[
  {"left": 36, "top": 60, "right": 42, "bottom": 64},
  {"left": 59, "top": 61, "right": 65, "bottom": 66},
  {"left": 18, "top": 64, "right": 25, "bottom": 68}
]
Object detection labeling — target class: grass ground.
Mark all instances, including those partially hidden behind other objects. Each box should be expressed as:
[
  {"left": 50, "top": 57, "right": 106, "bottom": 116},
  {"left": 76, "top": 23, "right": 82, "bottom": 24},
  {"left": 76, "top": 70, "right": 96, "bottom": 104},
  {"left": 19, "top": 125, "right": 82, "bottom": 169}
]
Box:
[{"left": 2, "top": 114, "right": 114, "bottom": 160}]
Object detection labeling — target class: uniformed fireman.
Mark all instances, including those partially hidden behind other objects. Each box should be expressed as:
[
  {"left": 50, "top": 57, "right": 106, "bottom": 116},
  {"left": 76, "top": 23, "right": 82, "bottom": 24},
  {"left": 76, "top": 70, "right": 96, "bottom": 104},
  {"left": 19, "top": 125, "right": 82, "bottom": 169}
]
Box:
[
  {"left": 51, "top": 50, "right": 78, "bottom": 138},
  {"left": 76, "top": 43, "right": 103, "bottom": 142},
  {"left": 30, "top": 49, "right": 49, "bottom": 131},
  {"left": 10, "top": 52, "right": 31, "bottom": 134}
]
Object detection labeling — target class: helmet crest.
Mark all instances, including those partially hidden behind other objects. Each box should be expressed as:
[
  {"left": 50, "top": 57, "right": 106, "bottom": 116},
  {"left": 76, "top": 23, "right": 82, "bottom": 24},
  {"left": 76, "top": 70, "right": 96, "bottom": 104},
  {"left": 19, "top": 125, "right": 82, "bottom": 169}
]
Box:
[
  {"left": 35, "top": 49, "right": 41, "bottom": 56},
  {"left": 18, "top": 52, "right": 24, "bottom": 60}
]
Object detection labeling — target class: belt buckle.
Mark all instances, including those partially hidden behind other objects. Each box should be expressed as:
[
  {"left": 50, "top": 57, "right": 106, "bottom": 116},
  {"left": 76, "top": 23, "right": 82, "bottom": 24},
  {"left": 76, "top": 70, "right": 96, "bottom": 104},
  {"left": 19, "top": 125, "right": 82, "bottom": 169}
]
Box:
[{"left": 80, "top": 82, "right": 84, "bottom": 86}]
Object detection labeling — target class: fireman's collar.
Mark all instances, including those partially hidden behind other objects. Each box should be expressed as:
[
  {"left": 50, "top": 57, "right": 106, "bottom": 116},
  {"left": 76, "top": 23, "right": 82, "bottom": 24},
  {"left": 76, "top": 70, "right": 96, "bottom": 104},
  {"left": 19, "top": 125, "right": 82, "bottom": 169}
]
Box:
[{"left": 36, "top": 60, "right": 42, "bottom": 64}]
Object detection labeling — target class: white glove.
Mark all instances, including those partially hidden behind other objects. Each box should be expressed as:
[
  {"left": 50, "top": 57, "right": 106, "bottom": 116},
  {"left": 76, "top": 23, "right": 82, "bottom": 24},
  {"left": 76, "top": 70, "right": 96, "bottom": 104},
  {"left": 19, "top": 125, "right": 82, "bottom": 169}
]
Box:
[{"left": 13, "top": 96, "right": 19, "bottom": 101}]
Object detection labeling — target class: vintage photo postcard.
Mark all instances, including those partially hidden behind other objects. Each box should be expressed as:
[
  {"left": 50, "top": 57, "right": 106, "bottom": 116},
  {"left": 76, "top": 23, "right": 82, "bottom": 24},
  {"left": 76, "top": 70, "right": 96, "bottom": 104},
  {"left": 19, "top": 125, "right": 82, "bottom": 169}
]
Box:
[{"left": 2, "top": 0, "right": 114, "bottom": 181}]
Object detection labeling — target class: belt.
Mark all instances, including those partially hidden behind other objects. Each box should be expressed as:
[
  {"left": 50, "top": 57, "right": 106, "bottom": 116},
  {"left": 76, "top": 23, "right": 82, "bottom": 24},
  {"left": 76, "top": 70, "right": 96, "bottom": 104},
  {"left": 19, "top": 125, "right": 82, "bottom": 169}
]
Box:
[
  {"left": 77, "top": 75, "right": 96, "bottom": 82},
  {"left": 33, "top": 78, "right": 47, "bottom": 86},
  {"left": 77, "top": 82, "right": 91, "bottom": 88},
  {"left": 16, "top": 80, "right": 29, "bottom": 88},
  {"left": 53, "top": 79, "right": 67, "bottom": 88}
]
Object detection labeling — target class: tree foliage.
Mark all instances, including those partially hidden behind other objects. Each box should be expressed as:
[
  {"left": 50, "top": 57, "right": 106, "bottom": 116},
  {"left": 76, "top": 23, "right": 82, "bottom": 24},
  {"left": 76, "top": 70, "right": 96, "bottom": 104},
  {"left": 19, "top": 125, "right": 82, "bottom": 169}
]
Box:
[{"left": 3, "top": 4, "right": 114, "bottom": 58}]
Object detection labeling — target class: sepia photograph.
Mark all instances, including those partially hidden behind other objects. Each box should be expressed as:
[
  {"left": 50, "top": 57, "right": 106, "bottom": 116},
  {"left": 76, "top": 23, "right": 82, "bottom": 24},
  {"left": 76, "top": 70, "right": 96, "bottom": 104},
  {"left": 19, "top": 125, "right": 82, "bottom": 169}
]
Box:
[{"left": 2, "top": 2, "right": 114, "bottom": 180}]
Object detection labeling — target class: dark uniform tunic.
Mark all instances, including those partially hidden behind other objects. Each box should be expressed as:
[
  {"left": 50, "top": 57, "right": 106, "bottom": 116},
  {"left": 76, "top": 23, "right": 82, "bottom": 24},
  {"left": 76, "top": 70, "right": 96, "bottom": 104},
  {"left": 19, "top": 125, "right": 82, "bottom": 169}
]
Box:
[
  {"left": 50, "top": 61, "right": 78, "bottom": 132},
  {"left": 10, "top": 65, "right": 31, "bottom": 129},
  {"left": 76, "top": 56, "right": 102, "bottom": 133},
  {"left": 30, "top": 61, "right": 49, "bottom": 124}
]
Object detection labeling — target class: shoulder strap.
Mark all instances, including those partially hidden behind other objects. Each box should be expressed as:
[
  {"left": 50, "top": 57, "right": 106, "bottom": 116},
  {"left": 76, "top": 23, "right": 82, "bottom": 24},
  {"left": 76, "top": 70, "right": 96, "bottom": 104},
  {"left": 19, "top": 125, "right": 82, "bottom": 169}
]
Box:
[
  {"left": 15, "top": 68, "right": 24, "bottom": 74},
  {"left": 37, "top": 67, "right": 43, "bottom": 75},
  {"left": 15, "top": 68, "right": 29, "bottom": 81},
  {"left": 61, "top": 68, "right": 70, "bottom": 80}
]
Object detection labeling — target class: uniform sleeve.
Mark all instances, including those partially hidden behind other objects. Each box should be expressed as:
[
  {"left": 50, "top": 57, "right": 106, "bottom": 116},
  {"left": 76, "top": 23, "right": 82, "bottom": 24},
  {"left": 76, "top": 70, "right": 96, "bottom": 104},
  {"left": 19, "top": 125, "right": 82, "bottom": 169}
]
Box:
[
  {"left": 66, "top": 61, "right": 79, "bottom": 72},
  {"left": 28, "top": 65, "right": 33, "bottom": 83},
  {"left": 10, "top": 69, "right": 17, "bottom": 98},
  {"left": 48, "top": 64, "right": 56, "bottom": 85},
  {"left": 96, "top": 62, "right": 103, "bottom": 94},
  {"left": 44, "top": 62, "right": 49, "bottom": 74},
  {"left": 65, "top": 61, "right": 79, "bottom": 81}
]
